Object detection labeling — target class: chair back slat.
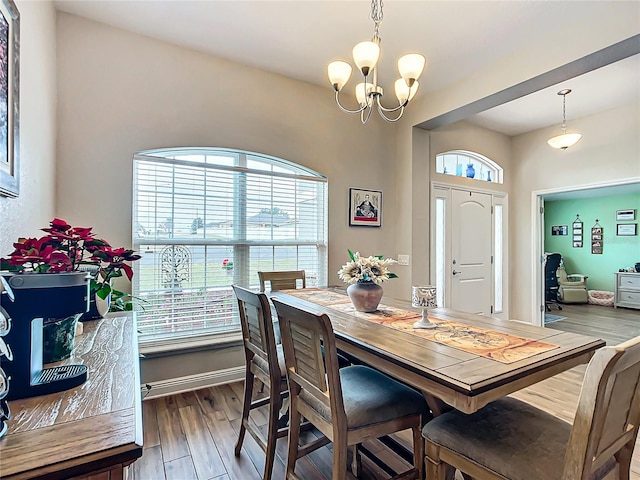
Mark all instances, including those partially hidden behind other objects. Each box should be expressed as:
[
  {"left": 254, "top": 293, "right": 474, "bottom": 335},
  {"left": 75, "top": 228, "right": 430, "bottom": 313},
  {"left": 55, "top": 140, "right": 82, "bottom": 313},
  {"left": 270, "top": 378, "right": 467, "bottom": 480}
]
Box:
[
  {"left": 564, "top": 336, "right": 640, "bottom": 479},
  {"left": 272, "top": 298, "right": 344, "bottom": 414},
  {"left": 232, "top": 285, "right": 279, "bottom": 376},
  {"left": 259, "top": 270, "right": 306, "bottom": 292}
]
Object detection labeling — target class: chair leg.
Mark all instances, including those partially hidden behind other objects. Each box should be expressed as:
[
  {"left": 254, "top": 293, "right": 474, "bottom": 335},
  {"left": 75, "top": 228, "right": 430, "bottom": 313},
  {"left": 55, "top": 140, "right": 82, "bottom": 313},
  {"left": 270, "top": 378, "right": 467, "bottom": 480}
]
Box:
[
  {"left": 235, "top": 367, "right": 254, "bottom": 456},
  {"left": 263, "top": 382, "right": 281, "bottom": 480},
  {"left": 425, "top": 441, "right": 449, "bottom": 480},
  {"left": 286, "top": 398, "right": 302, "bottom": 480},
  {"left": 332, "top": 437, "right": 349, "bottom": 480},
  {"left": 412, "top": 424, "right": 424, "bottom": 480},
  {"left": 350, "top": 444, "right": 361, "bottom": 477}
]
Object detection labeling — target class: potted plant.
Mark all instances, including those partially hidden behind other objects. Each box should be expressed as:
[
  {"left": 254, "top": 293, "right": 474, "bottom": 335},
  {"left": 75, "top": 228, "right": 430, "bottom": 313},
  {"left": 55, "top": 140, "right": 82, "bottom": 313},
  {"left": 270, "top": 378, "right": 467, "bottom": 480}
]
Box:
[
  {"left": 338, "top": 249, "right": 397, "bottom": 312},
  {"left": 1, "top": 218, "right": 141, "bottom": 362}
]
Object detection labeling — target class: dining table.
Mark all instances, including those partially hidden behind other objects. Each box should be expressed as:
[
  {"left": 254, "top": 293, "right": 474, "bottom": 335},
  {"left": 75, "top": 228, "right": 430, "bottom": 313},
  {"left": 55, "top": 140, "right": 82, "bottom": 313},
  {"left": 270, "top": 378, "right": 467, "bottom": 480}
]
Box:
[{"left": 269, "top": 287, "right": 606, "bottom": 416}]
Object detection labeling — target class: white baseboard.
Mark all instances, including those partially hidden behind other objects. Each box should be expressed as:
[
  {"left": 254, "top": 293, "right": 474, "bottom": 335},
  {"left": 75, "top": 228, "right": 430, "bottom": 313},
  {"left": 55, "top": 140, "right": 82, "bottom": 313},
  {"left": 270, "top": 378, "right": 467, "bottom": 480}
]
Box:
[{"left": 142, "top": 366, "right": 245, "bottom": 400}]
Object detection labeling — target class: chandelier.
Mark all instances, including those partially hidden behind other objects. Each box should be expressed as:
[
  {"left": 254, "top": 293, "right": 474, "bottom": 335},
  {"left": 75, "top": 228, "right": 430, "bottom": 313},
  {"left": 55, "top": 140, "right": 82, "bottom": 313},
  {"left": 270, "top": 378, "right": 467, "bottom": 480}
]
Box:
[
  {"left": 547, "top": 89, "right": 583, "bottom": 150},
  {"left": 327, "top": 0, "right": 426, "bottom": 124}
]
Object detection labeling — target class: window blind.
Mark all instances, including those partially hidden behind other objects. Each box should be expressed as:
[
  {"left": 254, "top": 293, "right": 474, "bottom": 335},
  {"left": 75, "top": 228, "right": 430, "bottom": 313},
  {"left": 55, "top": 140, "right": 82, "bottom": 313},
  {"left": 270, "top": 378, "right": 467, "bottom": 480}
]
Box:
[{"left": 132, "top": 149, "right": 327, "bottom": 344}]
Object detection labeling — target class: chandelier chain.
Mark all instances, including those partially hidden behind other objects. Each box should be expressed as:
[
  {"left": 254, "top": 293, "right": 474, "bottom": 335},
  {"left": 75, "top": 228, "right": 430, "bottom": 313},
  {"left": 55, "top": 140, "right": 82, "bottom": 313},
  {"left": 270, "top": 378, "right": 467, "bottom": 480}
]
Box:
[
  {"left": 561, "top": 93, "right": 567, "bottom": 131},
  {"left": 371, "top": 0, "right": 383, "bottom": 39}
]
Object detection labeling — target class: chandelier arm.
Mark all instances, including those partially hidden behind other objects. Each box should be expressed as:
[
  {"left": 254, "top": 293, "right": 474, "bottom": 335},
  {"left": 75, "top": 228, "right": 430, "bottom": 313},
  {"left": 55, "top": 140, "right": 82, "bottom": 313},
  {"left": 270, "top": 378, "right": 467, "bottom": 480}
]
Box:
[
  {"left": 361, "top": 105, "right": 374, "bottom": 124},
  {"left": 377, "top": 100, "right": 407, "bottom": 113},
  {"left": 376, "top": 100, "right": 405, "bottom": 122},
  {"left": 334, "top": 90, "right": 367, "bottom": 115}
]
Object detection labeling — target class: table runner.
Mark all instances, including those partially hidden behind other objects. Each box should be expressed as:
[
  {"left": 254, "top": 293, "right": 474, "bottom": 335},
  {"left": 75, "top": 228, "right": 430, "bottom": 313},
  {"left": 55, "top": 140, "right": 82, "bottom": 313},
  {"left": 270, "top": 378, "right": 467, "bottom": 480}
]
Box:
[{"left": 280, "top": 288, "right": 558, "bottom": 364}]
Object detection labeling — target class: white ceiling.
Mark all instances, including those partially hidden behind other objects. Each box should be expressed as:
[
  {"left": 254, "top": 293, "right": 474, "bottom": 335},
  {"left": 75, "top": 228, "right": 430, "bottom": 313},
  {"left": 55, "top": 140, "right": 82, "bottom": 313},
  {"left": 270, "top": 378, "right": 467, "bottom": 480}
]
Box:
[{"left": 53, "top": 0, "right": 639, "bottom": 136}]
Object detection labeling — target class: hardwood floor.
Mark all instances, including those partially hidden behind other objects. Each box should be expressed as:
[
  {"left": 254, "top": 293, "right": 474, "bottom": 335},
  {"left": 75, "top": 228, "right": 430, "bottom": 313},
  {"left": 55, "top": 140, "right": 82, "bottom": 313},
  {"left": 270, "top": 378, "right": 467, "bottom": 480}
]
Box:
[{"left": 132, "top": 304, "right": 640, "bottom": 479}]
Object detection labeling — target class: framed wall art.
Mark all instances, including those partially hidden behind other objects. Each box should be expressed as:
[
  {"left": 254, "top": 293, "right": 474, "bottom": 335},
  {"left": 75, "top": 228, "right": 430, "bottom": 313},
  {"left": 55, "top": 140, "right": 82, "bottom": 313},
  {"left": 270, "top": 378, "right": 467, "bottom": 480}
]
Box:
[
  {"left": 551, "top": 225, "right": 568, "bottom": 236},
  {"left": 617, "top": 224, "right": 637, "bottom": 236},
  {"left": 616, "top": 209, "right": 636, "bottom": 221},
  {"left": 591, "top": 221, "right": 603, "bottom": 254},
  {"left": 0, "top": 0, "right": 19, "bottom": 198},
  {"left": 349, "top": 188, "right": 381, "bottom": 227},
  {"left": 572, "top": 215, "right": 583, "bottom": 248}
]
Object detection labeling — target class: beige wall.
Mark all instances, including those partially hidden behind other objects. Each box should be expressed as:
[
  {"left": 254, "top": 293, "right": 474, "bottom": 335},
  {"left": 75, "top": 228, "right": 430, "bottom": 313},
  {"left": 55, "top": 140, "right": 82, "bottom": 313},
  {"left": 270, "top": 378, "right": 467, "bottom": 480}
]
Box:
[
  {"left": 55, "top": 13, "right": 400, "bottom": 384},
  {"left": 0, "top": 1, "right": 57, "bottom": 254},
  {"left": 510, "top": 103, "right": 640, "bottom": 321},
  {"left": 55, "top": 13, "right": 397, "bottom": 291}
]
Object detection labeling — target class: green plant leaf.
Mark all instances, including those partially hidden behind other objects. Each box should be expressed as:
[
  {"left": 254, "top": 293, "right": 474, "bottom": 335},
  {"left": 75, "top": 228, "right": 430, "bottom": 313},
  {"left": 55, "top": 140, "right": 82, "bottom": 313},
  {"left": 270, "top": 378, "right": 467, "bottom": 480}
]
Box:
[
  {"left": 96, "top": 283, "right": 112, "bottom": 299},
  {"left": 348, "top": 249, "right": 356, "bottom": 261}
]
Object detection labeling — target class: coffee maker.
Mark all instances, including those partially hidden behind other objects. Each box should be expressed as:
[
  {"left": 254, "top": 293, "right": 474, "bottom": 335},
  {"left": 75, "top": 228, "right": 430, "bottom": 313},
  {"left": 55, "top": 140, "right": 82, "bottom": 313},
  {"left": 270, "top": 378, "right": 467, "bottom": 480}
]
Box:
[{"left": 0, "top": 272, "right": 89, "bottom": 400}]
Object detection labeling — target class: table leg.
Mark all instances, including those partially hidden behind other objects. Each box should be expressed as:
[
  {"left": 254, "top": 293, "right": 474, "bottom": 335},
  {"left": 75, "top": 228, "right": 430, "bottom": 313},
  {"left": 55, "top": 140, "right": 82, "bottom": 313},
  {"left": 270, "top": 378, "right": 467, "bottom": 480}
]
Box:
[{"left": 422, "top": 391, "right": 451, "bottom": 417}]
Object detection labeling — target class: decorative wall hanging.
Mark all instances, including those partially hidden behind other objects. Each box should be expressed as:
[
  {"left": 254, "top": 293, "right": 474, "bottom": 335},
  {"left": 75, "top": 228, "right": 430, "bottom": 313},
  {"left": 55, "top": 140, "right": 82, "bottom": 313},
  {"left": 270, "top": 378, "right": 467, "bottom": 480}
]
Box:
[
  {"left": 591, "top": 220, "right": 603, "bottom": 254},
  {"left": 617, "top": 224, "right": 637, "bottom": 236},
  {"left": 551, "top": 225, "right": 568, "bottom": 236},
  {"left": 616, "top": 209, "right": 636, "bottom": 221},
  {"left": 0, "top": 0, "right": 20, "bottom": 198},
  {"left": 572, "top": 215, "right": 583, "bottom": 248},
  {"left": 349, "top": 188, "right": 381, "bottom": 227}
]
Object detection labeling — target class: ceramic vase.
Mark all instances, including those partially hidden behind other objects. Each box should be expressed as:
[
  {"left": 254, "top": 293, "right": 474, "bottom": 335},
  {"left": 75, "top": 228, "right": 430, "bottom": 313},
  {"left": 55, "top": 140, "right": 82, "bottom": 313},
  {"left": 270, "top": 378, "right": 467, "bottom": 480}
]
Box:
[{"left": 347, "top": 282, "right": 383, "bottom": 313}]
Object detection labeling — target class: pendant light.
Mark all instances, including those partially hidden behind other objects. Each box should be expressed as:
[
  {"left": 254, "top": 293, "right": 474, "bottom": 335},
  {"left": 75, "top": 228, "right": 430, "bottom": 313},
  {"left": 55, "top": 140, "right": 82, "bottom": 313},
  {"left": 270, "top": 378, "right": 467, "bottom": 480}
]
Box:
[{"left": 547, "top": 89, "right": 582, "bottom": 150}]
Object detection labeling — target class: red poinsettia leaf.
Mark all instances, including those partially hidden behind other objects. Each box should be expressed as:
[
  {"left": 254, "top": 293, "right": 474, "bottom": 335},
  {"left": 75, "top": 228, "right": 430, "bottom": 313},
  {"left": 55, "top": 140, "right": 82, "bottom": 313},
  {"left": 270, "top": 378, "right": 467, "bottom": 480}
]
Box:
[
  {"left": 121, "top": 263, "right": 134, "bottom": 281},
  {"left": 51, "top": 218, "right": 71, "bottom": 231}
]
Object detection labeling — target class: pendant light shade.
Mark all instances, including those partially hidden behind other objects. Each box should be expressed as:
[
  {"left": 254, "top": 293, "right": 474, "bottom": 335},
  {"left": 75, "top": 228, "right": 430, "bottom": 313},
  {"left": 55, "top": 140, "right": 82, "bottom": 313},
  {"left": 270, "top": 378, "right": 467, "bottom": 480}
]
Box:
[
  {"left": 352, "top": 41, "right": 380, "bottom": 76},
  {"left": 395, "top": 78, "right": 419, "bottom": 104},
  {"left": 548, "top": 89, "right": 582, "bottom": 150},
  {"left": 328, "top": 61, "right": 353, "bottom": 92},
  {"left": 547, "top": 132, "right": 583, "bottom": 150},
  {"left": 398, "top": 54, "right": 426, "bottom": 85}
]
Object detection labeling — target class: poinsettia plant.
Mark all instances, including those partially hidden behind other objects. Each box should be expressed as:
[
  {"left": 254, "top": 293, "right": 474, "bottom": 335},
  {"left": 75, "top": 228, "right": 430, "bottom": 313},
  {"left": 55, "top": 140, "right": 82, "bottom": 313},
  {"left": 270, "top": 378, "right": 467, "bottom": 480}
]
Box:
[{"left": 1, "top": 218, "right": 141, "bottom": 301}]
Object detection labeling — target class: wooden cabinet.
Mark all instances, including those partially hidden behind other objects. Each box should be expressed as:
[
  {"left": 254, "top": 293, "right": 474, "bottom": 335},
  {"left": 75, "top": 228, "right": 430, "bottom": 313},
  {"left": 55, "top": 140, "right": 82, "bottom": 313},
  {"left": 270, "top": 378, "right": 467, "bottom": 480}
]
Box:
[
  {"left": 0, "top": 314, "right": 142, "bottom": 479},
  {"left": 614, "top": 272, "right": 640, "bottom": 310}
]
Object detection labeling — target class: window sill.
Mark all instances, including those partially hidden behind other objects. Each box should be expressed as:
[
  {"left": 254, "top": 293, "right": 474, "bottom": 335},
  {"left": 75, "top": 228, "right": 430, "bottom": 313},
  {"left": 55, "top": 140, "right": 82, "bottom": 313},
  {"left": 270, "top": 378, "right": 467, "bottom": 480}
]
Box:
[{"left": 139, "top": 331, "right": 242, "bottom": 357}]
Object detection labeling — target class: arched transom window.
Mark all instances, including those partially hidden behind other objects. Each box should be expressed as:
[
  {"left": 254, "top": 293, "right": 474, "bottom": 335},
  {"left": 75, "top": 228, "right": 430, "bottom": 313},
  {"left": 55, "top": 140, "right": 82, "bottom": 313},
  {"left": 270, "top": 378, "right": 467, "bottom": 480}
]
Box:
[{"left": 435, "top": 150, "right": 503, "bottom": 184}]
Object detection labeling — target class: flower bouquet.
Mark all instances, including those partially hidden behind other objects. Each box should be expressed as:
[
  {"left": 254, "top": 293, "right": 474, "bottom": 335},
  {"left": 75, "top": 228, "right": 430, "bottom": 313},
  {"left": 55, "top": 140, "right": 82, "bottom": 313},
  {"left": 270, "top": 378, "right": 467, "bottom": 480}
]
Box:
[{"left": 338, "top": 250, "right": 397, "bottom": 312}]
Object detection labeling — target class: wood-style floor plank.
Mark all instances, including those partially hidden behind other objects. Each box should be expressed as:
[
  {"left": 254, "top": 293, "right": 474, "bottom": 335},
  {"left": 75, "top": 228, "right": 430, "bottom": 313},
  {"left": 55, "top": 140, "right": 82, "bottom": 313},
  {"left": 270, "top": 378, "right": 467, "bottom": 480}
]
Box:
[
  {"left": 164, "top": 456, "right": 198, "bottom": 480},
  {"left": 132, "top": 303, "right": 640, "bottom": 479},
  {"left": 156, "top": 395, "right": 191, "bottom": 462},
  {"left": 178, "top": 404, "right": 227, "bottom": 479}
]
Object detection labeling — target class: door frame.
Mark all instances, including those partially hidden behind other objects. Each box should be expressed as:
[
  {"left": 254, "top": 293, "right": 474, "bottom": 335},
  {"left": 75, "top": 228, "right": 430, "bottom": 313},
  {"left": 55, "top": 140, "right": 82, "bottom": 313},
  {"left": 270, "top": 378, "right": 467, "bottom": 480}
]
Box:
[
  {"left": 431, "top": 182, "right": 509, "bottom": 319},
  {"left": 531, "top": 177, "right": 640, "bottom": 327}
]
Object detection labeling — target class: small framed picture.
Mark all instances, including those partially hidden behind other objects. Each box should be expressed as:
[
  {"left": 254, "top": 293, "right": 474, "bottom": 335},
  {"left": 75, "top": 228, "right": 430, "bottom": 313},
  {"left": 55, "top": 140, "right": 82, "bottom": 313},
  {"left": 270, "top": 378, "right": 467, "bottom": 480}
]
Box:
[
  {"left": 573, "top": 241, "right": 582, "bottom": 248},
  {"left": 349, "top": 188, "right": 382, "bottom": 227},
  {"left": 551, "top": 225, "right": 568, "bottom": 236},
  {"left": 617, "top": 223, "right": 637, "bottom": 236},
  {"left": 592, "top": 245, "right": 603, "bottom": 255},
  {"left": 616, "top": 209, "right": 636, "bottom": 221}
]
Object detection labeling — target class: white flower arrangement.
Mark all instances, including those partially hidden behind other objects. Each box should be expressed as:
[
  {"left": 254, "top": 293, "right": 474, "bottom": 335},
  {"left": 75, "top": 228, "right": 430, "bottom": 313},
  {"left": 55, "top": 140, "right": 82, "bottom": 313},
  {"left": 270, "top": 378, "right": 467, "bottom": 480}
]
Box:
[{"left": 338, "top": 249, "right": 398, "bottom": 285}]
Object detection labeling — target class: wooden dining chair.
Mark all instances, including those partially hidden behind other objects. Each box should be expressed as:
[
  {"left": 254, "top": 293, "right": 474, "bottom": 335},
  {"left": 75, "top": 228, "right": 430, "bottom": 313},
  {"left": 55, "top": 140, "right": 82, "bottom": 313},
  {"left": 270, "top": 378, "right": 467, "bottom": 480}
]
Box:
[
  {"left": 231, "top": 285, "right": 289, "bottom": 480},
  {"left": 258, "top": 270, "right": 306, "bottom": 292},
  {"left": 423, "top": 335, "right": 640, "bottom": 480},
  {"left": 272, "top": 297, "right": 430, "bottom": 480}
]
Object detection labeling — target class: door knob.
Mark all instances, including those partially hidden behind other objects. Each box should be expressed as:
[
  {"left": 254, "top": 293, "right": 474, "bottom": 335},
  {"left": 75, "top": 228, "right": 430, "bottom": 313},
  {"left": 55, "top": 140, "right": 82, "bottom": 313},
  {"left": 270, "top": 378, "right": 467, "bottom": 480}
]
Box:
[{"left": 452, "top": 270, "right": 461, "bottom": 275}]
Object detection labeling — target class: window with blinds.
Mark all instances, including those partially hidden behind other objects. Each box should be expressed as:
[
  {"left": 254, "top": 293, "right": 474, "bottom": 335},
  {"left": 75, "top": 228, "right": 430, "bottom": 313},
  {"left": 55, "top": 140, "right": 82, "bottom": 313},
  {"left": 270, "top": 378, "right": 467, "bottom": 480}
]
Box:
[{"left": 132, "top": 148, "right": 328, "bottom": 347}]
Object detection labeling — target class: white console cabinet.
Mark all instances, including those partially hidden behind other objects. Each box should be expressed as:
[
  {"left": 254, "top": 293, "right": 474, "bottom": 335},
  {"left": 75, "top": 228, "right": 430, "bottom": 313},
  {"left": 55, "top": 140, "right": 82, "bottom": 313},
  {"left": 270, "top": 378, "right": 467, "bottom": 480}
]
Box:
[{"left": 614, "top": 272, "right": 640, "bottom": 310}]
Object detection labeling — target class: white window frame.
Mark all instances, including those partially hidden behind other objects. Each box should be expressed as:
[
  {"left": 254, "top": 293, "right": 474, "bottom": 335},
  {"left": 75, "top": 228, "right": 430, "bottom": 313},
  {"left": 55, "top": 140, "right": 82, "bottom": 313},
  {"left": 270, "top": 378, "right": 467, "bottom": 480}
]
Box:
[
  {"left": 132, "top": 148, "right": 328, "bottom": 353},
  {"left": 435, "top": 150, "right": 504, "bottom": 184}
]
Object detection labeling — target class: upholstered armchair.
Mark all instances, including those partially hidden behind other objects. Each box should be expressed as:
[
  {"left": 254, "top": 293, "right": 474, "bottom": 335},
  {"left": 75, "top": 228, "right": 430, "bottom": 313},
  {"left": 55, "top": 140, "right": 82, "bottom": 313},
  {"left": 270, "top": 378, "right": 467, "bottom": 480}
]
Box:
[{"left": 557, "top": 266, "right": 588, "bottom": 304}]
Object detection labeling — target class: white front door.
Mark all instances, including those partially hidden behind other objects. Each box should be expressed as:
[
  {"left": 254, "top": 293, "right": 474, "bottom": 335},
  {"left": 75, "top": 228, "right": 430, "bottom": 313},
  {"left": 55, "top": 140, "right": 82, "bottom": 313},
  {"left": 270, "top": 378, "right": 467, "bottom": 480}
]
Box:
[{"left": 450, "top": 189, "right": 493, "bottom": 315}]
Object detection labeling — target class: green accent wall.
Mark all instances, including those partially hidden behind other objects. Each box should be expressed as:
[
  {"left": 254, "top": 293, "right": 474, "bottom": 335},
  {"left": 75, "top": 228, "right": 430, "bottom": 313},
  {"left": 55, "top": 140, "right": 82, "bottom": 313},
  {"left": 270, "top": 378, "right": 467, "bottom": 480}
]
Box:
[{"left": 544, "top": 191, "right": 640, "bottom": 292}]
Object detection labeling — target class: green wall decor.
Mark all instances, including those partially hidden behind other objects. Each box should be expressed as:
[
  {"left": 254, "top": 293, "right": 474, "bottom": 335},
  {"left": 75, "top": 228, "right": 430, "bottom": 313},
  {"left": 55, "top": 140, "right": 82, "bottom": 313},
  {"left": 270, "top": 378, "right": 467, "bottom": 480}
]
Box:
[{"left": 544, "top": 191, "right": 640, "bottom": 292}]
